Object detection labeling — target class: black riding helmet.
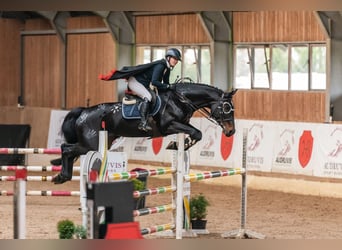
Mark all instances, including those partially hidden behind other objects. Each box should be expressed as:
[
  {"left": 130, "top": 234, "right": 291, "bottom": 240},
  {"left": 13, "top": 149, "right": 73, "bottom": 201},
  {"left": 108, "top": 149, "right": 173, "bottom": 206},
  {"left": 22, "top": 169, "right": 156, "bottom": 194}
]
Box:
[{"left": 165, "top": 48, "right": 182, "bottom": 61}]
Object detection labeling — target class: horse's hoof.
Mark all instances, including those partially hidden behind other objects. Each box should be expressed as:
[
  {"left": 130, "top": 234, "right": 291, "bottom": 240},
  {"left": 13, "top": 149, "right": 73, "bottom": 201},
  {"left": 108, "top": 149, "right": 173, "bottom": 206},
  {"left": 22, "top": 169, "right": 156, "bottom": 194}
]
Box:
[
  {"left": 50, "top": 158, "right": 62, "bottom": 166},
  {"left": 166, "top": 141, "right": 178, "bottom": 150},
  {"left": 52, "top": 174, "right": 71, "bottom": 184},
  {"left": 184, "top": 143, "right": 191, "bottom": 151}
]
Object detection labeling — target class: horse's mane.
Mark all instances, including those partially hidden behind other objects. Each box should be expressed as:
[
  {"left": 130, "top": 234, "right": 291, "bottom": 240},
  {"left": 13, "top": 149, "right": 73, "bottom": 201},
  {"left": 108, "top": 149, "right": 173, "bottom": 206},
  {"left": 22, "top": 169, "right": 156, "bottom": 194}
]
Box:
[{"left": 176, "top": 82, "right": 223, "bottom": 95}]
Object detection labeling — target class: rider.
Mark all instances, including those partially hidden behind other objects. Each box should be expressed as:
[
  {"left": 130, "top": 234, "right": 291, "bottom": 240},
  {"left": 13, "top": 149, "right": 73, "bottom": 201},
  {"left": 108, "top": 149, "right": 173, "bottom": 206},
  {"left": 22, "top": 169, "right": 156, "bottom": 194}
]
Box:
[{"left": 99, "top": 48, "right": 182, "bottom": 132}]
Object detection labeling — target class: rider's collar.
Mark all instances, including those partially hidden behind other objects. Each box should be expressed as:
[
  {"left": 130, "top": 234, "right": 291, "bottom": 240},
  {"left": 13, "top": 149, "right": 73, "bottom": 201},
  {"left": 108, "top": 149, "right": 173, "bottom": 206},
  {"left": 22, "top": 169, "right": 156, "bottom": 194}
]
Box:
[{"left": 164, "top": 58, "right": 171, "bottom": 69}]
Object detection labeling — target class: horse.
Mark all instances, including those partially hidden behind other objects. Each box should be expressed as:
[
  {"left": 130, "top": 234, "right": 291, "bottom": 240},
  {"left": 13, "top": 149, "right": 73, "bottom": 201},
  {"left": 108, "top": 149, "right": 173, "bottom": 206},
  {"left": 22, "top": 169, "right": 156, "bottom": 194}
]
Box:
[{"left": 51, "top": 82, "right": 237, "bottom": 184}]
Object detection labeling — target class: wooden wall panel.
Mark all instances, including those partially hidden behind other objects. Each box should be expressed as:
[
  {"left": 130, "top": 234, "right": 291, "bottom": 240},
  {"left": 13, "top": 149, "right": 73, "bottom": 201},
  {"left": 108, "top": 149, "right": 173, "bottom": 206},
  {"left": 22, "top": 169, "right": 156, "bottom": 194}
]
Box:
[
  {"left": 66, "top": 33, "right": 116, "bottom": 108},
  {"left": 234, "top": 90, "right": 325, "bottom": 122},
  {"left": 0, "top": 107, "right": 52, "bottom": 147},
  {"left": 67, "top": 16, "right": 106, "bottom": 29},
  {"left": 0, "top": 19, "right": 22, "bottom": 106},
  {"left": 24, "top": 18, "right": 52, "bottom": 30},
  {"left": 233, "top": 11, "right": 326, "bottom": 43},
  {"left": 23, "top": 35, "right": 62, "bottom": 108},
  {"left": 136, "top": 14, "right": 210, "bottom": 44}
]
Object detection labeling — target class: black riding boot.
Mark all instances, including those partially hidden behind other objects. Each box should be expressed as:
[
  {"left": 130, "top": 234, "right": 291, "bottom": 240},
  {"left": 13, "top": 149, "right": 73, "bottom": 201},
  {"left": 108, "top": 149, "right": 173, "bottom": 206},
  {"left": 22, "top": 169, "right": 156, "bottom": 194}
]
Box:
[{"left": 138, "top": 98, "right": 152, "bottom": 131}]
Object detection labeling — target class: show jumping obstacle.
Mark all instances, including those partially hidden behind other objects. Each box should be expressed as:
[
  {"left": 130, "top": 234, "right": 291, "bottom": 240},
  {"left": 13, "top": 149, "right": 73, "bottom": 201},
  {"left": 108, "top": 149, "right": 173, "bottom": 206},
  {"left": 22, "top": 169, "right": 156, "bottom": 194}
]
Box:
[
  {"left": 0, "top": 147, "right": 82, "bottom": 239},
  {"left": 6, "top": 129, "right": 263, "bottom": 239}
]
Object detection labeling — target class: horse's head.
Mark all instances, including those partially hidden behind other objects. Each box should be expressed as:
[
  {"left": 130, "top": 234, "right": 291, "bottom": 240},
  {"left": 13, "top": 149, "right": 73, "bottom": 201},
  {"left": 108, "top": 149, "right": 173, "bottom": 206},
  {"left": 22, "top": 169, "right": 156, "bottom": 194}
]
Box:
[{"left": 210, "top": 89, "right": 237, "bottom": 137}]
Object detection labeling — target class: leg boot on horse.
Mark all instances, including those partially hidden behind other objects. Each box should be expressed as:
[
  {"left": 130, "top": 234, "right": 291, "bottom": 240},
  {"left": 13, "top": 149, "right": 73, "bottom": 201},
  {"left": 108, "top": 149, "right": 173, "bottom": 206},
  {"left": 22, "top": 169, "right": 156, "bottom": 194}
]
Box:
[{"left": 138, "top": 98, "right": 152, "bottom": 132}]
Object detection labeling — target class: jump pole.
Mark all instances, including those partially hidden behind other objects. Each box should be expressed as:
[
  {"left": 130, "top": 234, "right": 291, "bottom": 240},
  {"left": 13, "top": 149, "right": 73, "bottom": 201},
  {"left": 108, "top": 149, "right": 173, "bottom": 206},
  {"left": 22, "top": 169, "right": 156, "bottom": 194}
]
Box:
[
  {"left": 80, "top": 127, "right": 107, "bottom": 229},
  {"left": 13, "top": 169, "right": 27, "bottom": 239},
  {"left": 175, "top": 133, "right": 185, "bottom": 239},
  {"left": 221, "top": 128, "right": 265, "bottom": 239}
]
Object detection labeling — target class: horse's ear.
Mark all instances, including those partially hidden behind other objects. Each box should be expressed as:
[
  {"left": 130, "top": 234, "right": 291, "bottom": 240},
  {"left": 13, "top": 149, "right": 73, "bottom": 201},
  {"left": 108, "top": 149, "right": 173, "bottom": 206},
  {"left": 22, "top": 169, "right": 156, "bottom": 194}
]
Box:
[
  {"left": 231, "top": 89, "right": 238, "bottom": 95},
  {"left": 225, "top": 88, "right": 238, "bottom": 98}
]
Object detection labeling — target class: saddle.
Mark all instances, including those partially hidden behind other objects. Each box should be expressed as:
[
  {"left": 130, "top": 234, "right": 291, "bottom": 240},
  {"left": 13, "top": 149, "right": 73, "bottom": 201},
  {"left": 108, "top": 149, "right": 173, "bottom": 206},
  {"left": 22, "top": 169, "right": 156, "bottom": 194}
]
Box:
[{"left": 121, "top": 89, "right": 161, "bottom": 119}]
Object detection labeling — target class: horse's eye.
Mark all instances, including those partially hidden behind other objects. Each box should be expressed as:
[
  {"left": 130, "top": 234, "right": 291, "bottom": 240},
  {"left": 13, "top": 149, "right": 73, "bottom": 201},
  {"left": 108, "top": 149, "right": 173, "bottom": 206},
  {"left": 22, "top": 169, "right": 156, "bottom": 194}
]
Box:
[{"left": 222, "top": 102, "right": 233, "bottom": 114}]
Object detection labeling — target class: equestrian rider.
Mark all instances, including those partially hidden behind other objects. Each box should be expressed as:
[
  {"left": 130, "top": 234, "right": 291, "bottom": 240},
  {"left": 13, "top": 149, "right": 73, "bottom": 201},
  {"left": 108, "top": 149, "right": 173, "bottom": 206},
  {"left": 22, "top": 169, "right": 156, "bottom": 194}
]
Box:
[
  {"left": 99, "top": 48, "right": 182, "bottom": 132},
  {"left": 129, "top": 48, "right": 182, "bottom": 131}
]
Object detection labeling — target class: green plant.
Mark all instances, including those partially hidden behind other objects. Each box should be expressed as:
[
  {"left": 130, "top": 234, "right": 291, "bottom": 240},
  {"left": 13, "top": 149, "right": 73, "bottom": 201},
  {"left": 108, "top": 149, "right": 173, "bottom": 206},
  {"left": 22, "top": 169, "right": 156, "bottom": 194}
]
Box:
[
  {"left": 189, "top": 193, "right": 210, "bottom": 220},
  {"left": 57, "top": 220, "right": 87, "bottom": 239},
  {"left": 131, "top": 178, "right": 147, "bottom": 209},
  {"left": 131, "top": 178, "right": 145, "bottom": 191},
  {"left": 57, "top": 219, "right": 75, "bottom": 239},
  {"left": 74, "top": 225, "right": 87, "bottom": 239}
]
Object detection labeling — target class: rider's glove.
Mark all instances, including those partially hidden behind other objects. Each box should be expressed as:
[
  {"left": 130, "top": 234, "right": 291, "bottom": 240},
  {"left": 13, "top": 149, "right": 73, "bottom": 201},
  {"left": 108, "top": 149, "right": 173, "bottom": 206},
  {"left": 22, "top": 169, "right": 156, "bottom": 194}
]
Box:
[{"left": 168, "top": 84, "right": 176, "bottom": 90}]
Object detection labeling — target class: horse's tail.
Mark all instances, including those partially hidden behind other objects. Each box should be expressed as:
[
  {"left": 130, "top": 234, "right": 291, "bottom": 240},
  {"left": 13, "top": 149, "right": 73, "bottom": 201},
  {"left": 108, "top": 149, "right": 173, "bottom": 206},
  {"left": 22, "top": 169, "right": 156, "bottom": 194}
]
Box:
[{"left": 62, "top": 107, "right": 84, "bottom": 144}]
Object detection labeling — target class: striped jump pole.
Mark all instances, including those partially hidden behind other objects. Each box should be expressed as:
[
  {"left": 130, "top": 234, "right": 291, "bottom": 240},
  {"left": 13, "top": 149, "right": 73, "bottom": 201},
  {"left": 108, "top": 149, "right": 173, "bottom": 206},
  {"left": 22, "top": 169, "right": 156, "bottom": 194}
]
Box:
[
  {"left": 133, "top": 185, "right": 176, "bottom": 199},
  {"left": 133, "top": 203, "right": 175, "bottom": 217},
  {"left": 110, "top": 168, "right": 175, "bottom": 181},
  {"left": 0, "top": 166, "right": 80, "bottom": 172},
  {"left": 1, "top": 190, "right": 80, "bottom": 196},
  {"left": 141, "top": 223, "right": 175, "bottom": 235},
  {"left": 0, "top": 148, "right": 61, "bottom": 155},
  {"left": 184, "top": 168, "right": 245, "bottom": 182},
  {"left": 0, "top": 175, "right": 80, "bottom": 182}
]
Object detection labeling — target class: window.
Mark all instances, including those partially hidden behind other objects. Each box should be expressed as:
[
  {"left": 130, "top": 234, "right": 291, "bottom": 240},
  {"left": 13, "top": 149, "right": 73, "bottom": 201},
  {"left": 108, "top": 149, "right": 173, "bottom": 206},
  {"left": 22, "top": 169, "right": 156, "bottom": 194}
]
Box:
[
  {"left": 311, "top": 45, "right": 326, "bottom": 90},
  {"left": 234, "top": 43, "right": 326, "bottom": 90},
  {"left": 235, "top": 47, "right": 251, "bottom": 89},
  {"left": 136, "top": 45, "right": 211, "bottom": 84},
  {"left": 254, "top": 47, "right": 270, "bottom": 88},
  {"left": 291, "top": 46, "right": 309, "bottom": 90},
  {"left": 271, "top": 45, "right": 289, "bottom": 90}
]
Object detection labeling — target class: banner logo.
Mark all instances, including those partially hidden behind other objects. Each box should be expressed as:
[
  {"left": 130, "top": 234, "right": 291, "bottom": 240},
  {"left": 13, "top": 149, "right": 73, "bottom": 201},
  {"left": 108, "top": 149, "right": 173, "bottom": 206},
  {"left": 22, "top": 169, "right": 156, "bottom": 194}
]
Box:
[
  {"left": 152, "top": 137, "right": 163, "bottom": 155},
  {"left": 298, "top": 130, "right": 313, "bottom": 168},
  {"left": 220, "top": 133, "right": 234, "bottom": 160}
]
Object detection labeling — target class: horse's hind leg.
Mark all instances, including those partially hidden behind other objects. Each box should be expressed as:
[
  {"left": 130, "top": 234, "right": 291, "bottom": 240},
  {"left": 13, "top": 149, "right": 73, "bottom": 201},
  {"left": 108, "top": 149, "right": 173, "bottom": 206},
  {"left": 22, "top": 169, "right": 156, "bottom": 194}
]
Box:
[{"left": 52, "top": 143, "right": 89, "bottom": 184}]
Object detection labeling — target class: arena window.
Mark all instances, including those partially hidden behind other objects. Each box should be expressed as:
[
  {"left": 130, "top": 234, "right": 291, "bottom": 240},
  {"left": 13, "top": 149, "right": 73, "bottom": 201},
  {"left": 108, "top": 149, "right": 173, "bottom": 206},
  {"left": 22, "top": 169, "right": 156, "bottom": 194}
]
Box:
[
  {"left": 136, "top": 45, "right": 211, "bottom": 84},
  {"left": 234, "top": 43, "right": 326, "bottom": 90}
]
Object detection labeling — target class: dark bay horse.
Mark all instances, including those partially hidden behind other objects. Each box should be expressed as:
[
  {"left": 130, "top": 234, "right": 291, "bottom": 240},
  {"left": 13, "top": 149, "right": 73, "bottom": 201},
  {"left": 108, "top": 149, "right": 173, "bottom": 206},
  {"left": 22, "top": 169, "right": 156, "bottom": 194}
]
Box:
[{"left": 52, "top": 83, "right": 237, "bottom": 184}]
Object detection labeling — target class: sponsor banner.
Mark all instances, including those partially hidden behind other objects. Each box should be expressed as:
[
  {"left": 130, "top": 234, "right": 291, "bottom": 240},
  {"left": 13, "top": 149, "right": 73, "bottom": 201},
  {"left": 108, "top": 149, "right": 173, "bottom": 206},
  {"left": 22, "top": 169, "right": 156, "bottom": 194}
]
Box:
[
  {"left": 106, "top": 152, "right": 127, "bottom": 175},
  {"left": 92, "top": 117, "right": 342, "bottom": 180},
  {"left": 239, "top": 120, "right": 274, "bottom": 172},
  {"left": 190, "top": 118, "right": 236, "bottom": 168},
  {"left": 272, "top": 122, "right": 314, "bottom": 175},
  {"left": 130, "top": 137, "right": 151, "bottom": 160},
  {"left": 314, "top": 124, "right": 342, "bottom": 179},
  {"left": 129, "top": 136, "right": 174, "bottom": 163},
  {"left": 47, "top": 110, "right": 69, "bottom": 148},
  {"left": 109, "top": 137, "right": 131, "bottom": 157}
]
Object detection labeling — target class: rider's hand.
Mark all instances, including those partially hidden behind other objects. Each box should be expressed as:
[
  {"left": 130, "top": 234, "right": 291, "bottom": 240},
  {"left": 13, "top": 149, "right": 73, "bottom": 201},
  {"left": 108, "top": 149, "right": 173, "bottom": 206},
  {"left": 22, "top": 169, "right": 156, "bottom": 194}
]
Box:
[{"left": 168, "top": 84, "right": 176, "bottom": 90}]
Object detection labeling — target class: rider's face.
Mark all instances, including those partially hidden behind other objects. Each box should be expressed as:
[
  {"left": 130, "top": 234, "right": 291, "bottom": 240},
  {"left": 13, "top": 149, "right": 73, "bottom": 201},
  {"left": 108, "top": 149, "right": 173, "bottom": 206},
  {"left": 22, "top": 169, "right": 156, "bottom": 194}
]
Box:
[{"left": 169, "top": 57, "right": 179, "bottom": 67}]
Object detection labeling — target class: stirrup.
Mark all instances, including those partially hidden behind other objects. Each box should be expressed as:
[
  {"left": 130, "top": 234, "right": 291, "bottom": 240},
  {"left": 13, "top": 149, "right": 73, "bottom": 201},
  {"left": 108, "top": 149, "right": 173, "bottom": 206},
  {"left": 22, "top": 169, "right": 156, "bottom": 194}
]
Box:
[{"left": 138, "top": 122, "right": 152, "bottom": 132}]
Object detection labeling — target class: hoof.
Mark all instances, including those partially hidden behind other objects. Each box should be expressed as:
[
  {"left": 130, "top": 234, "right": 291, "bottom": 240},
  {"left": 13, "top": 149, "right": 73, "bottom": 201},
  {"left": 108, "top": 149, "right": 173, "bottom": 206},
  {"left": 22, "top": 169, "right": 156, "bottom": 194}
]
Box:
[
  {"left": 50, "top": 158, "right": 62, "bottom": 166},
  {"left": 166, "top": 140, "right": 192, "bottom": 151},
  {"left": 166, "top": 141, "right": 178, "bottom": 150},
  {"left": 184, "top": 143, "right": 191, "bottom": 151},
  {"left": 52, "top": 173, "right": 71, "bottom": 184}
]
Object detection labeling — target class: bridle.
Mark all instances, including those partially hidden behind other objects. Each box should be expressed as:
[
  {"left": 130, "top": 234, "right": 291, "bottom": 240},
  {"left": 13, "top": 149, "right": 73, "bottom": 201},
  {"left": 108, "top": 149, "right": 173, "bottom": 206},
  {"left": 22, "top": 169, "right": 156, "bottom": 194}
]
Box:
[{"left": 174, "top": 91, "right": 234, "bottom": 128}]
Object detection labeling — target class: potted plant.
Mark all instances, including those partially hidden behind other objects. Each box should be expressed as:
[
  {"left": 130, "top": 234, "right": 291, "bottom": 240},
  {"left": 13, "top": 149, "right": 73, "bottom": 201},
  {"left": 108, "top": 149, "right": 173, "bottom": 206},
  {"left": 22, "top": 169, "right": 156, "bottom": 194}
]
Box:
[
  {"left": 189, "top": 193, "right": 210, "bottom": 229},
  {"left": 131, "top": 178, "right": 146, "bottom": 209}
]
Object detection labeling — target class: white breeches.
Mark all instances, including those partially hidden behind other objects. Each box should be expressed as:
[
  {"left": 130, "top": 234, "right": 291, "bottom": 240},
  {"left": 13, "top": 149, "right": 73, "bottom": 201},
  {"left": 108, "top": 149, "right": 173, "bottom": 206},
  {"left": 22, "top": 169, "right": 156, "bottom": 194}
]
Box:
[{"left": 127, "top": 76, "right": 152, "bottom": 101}]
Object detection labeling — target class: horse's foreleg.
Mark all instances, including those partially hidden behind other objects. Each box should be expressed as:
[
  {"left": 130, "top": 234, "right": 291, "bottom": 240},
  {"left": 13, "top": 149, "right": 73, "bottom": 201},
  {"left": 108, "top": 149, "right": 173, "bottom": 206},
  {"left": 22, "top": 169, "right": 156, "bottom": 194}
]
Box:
[{"left": 165, "top": 123, "right": 202, "bottom": 151}]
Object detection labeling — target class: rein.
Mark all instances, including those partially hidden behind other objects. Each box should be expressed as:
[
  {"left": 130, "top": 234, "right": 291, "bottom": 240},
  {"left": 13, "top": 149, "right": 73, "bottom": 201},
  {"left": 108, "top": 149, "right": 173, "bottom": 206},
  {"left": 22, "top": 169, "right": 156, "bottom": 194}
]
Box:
[{"left": 173, "top": 90, "right": 221, "bottom": 126}]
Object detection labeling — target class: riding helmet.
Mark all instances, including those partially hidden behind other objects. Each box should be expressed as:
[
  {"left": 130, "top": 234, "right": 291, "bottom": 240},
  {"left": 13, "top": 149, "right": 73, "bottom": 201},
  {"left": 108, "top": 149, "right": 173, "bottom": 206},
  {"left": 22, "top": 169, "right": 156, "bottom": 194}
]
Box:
[{"left": 165, "top": 48, "right": 182, "bottom": 61}]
